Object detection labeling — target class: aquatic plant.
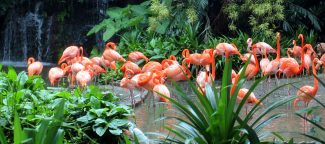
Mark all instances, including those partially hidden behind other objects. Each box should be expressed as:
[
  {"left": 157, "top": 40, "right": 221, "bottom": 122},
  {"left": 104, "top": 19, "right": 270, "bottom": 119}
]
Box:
[{"left": 155, "top": 58, "right": 294, "bottom": 143}]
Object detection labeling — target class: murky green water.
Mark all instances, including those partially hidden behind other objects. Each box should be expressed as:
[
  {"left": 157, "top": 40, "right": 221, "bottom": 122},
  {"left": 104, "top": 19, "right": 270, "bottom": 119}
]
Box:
[{"left": 133, "top": 76, "right": 325, "bottom": 142}]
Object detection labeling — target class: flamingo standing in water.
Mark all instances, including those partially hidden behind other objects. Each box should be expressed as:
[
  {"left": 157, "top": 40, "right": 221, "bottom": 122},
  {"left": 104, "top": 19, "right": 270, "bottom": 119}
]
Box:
[
  {"left": 231, "top": 44, "right": 259, "bottom": 95},
  {"left": 279, "top": 44, "right": 313, "bottom": 78},
  {"left": 162, "top": 60, "right": 191, "bottom": 81},
  {"left": 264, "top": 32, "right": 281, "bottom": 80},
  {"left": 196, "top": 71, "right": 212, "bottom": 94},
  {"left": 153, "top": 84, "right": 171, "bottom": 102},
  {"left": 287, "top": 40, "right": 302, "bottom": 58},
  {"left": 76, "top": 64, "right": 93, "bottom": 88},
  {"left": 27, "top": 57, "right": 43, "bottom": 76},
  {"left": 316, "top": 54, "right": 325, "bottom": 74},
  {"left": 237, "top": 44, "right": 260, "bottom": 81},
  {"left": 128, "top": 51, "right": 149, "bottom": 63},
  {"left": 182, "top": 49, "right": 215, "bottom": 80},
  {"left": 48, "top": 63, "right": 70, "bottom": 86},
  {"left": 294, "top": 58, "right": 321, "bottom": 108}
]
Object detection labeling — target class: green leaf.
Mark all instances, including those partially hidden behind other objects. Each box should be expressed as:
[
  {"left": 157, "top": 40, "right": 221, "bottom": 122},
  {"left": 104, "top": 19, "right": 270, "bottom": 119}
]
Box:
[
  {"left": 108, "top": 119, "right": 128, "bottom": 129},
  {"left": 106, "top": 7, "right": 123, "bottom": 18},
  {"left": 17, "top": 71, "right": 28, "bottom": 87},
  {"left": 155, "top": 21, "right": 170, "bottom": 34},
  {"left": 95, "top": 126, "right": 109, "bottom": 136},
  {"left": 109, "top": 129, "right": 122, "bottom": 135},
  {"left": 7, "top": 66, "right": 17, "bottom": 81},
  {"left": 103, "top": 26, "right": 118, "bottom": 41},
  {"left": 149, "top": 55, "right": 165, "bottom": 60},
  {"left": 0, "top": 127, "right": 7, "bottom": 144},
  {"left": 14, "top": 111, "right": 26, "bottom": 144},
  {"left": 127, "top": 16, "right": 144, "bottom": 27}
]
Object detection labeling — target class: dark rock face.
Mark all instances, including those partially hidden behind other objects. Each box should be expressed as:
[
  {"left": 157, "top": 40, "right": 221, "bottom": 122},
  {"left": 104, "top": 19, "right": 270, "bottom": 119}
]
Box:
[{"left": 0, "top": 0, "right": 142, "bottom": 63}]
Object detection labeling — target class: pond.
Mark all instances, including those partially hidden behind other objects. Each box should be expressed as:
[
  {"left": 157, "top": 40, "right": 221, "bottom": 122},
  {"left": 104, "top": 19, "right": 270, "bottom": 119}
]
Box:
[{"left": 132, "top": 75, "right": 325, "bottom": 143}]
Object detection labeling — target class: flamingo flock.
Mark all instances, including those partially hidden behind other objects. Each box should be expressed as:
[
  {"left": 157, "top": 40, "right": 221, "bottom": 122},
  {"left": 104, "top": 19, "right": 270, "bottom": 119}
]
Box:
[{"left": 26, "top": 32, "right": 323, "bottom": 107}]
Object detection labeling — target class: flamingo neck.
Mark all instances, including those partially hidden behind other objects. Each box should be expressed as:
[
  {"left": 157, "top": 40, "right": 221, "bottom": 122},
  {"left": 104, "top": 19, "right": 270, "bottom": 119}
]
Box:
[
  {"left": 287, "top": 49, "right": 291, "bottom": 58},
  {"left": 28, "top": 57, "right": 35, "bottom": 65},
  {"left": 298, "top": 46, "right": 306, "bottom": 74},
  {"left": 312, "top": 60, "right": 318, "bottom": 94},
  {"left": 276, "top": 35, "right": 281, "bottom": 60},
  {"left": 253, "top": 48, "right": 259, "bottom": 72},
  {"left": 299, "top": 34, "right": 304, "bottom": 48}
]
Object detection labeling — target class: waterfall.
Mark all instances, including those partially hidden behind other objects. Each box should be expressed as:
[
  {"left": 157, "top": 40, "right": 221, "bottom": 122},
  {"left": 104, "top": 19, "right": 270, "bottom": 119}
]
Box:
[
  {"left": 2, "top": 20, "right": 13, "bottom": 61},
  {"left": 34, "top": 2, "right": 43, "bottom": 61},
  {"left": 2, "top": 2, "right": 47, "bottom": 62},
  {"left": 44, "top": 16, "right": 53, "bottom": 61},
  {"left": 20, "top": 17, "right": 28, "bottom": 61}
]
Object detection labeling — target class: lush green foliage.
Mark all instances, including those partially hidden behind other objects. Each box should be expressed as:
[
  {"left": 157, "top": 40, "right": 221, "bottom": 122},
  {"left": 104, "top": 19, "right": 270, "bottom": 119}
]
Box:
[
  {"left": 155, "top": 58, "right": 294, "bottom": 143},
  {"left": 87, "top": 1, "right": 150, "bottom": 41},
  {"left": 224, "top": 0, "right": 285, "bottom": 39},
  {"left": 0, "top": 65, "right": 141, "bottom": 143}
]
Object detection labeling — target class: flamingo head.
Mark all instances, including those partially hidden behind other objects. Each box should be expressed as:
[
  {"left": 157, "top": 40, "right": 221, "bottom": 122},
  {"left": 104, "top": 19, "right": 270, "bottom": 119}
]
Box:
[
  {"left": 27, "top": 57, "right": 35, "bottom": 65},
  {"left": 247, "top": 38, "right": 252, "bottom": 47},
  {"left": 276, "top": 32, "right": 281, "bottom": 39},
  {"left": 106, "top": 42, "right": 117, "bottom": 50},
  {"left": 169, "top": 55, "right": 176, "bottom": 61},
  {"left": 182, "top": 49, "right": 190, "bottom": 58},
  {"left": 298, "top": 34, "right": 304, "bottom": 40}
]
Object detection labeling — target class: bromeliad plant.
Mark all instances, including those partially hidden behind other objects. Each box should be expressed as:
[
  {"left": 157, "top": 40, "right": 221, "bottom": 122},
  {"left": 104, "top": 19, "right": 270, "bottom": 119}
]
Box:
[{"left": 157, "top": 58, "right": 294, "bottom": 143}]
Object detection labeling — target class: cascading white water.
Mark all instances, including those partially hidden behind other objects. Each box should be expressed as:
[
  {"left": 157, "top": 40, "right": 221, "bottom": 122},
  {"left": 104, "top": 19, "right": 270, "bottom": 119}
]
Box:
[
  {"left": 44, "top": 16, "right": 53, "bottom": 61},
  {"left": 20, "top": 17, "right": 28, "bottom": 61},
  {"left": 1, "top": 2, "right": 51, "bottom": 62},
  {"left": 2, "top": 20, "right": 13, "bottom": 61}
]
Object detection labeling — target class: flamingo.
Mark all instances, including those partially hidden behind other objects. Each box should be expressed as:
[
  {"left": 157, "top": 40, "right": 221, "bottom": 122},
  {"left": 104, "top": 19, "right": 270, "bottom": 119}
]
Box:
[
  {"left": 128, "top": 51, "right": 149, "bottom": 63},
  {"left": 260, "top": 48, "right": 270, "bottom": 77},
  {"left": 196, "top": 71, "right": 212, "bottom": 94},
  {"left": 294, "top": 58, "right": 321, "bottom": 108},
  {"left": 215, "top": 43, "right": 243, "bottom": 59},
  {"left": 246, "top": 38, "right": 276, "bottom": 56},
  {"left": 100, "top": 56, "right": 116, "bottom": 71},
  {"left": 182, "top": 49, "right": 215, "bottom": 79},
  {"left": 48, "top": 63, "right": 69, "bottom": 86},
  {"left": 27, "top": 57, "right": 43, "bottom": 76},
  {"left": 120, "top": 69, "right": 142, "bottom": 106},
  {"left": 287, "top": 40, "right": 302, "bottom": 58},
  {"left": 121, "top": 61, "right": 142, "bottom": 76},
  {"left": 102, "top": 42, "right": 126, "bottom": 62},
  {"left": 58, "top": 46, "right": 82, "bottom": 64},
  {"left": 264, "top": 32, "right": 281, "bottom": 78},
  {"left": 142, "top": 61, "right": 163, "bottom": 73},
  {"left": 237, "top": 88, "right": 262, "bottom": 105},
  {"left": 231, "top": 44, "right": 259, "bottom": 95},
  {"left": 162, "top": 60, "right": 191, "bottom": 81},
  {"left": 316, "top": 54, "right": 325, "bottom": 74},
  {"left": 153, "top": 84, "right": 171, "bottom": 102},
  {"left": 279, "top": 44, "right": 313, "bottom": 78},
  {"left": 237, "top": 44, "right": 260, "bottom": 81},
  {"left": 70, "top": 62, "right": 85, "bottom": 86},
  {"left": 91, "top": 57, "right": 101, "bottom": 65},
  {"left": 76, "top": 64, "right": 93, "bottom": 88}
]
